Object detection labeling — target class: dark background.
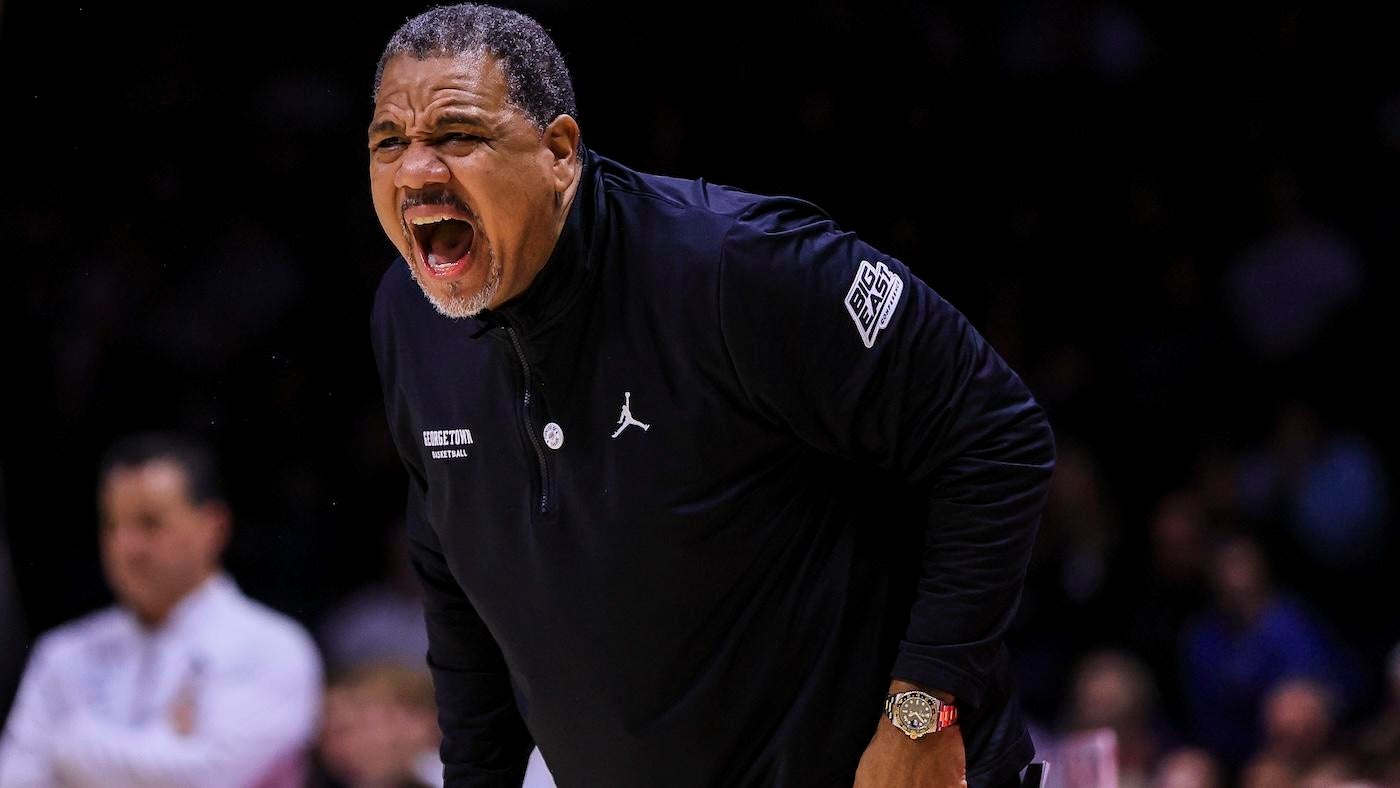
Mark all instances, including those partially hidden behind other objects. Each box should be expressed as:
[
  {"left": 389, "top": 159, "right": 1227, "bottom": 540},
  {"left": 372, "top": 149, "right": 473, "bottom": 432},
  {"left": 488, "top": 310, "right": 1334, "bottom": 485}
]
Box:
[{"left": 2, "top": 0, "right": 1396, "bottom": 774}]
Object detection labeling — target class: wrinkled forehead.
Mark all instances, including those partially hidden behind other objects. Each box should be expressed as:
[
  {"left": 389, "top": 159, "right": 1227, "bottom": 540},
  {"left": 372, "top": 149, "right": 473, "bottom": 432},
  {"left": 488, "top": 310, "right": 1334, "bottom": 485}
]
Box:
[{"left": 374, "top": 51, "right": 508, "bottom": 112}]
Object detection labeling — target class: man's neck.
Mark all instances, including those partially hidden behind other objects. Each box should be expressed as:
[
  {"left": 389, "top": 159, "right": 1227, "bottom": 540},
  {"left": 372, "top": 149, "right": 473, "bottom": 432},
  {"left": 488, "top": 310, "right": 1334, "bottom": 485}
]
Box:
[{"left": 132, "top": 570, "right": 218, "bottom": 631}]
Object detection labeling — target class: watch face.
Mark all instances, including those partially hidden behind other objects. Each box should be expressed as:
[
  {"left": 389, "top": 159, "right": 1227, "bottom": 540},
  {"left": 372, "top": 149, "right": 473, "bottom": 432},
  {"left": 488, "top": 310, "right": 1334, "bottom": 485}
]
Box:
[{"left": 896, "top": 695, "right": 936, "bottom": 733}]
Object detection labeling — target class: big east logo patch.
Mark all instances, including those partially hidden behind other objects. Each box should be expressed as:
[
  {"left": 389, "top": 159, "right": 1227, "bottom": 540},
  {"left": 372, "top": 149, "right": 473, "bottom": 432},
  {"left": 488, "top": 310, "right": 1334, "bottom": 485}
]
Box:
[{"left": 844, "top": 260, "right": 903, "bottom": 348}]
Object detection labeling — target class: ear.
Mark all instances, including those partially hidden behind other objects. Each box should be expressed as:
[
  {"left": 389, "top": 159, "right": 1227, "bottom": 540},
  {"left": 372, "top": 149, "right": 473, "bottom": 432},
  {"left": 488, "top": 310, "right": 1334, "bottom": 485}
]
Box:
[
  {"left": 542, "top": 113, "right": 581, "bottom": 193},
  {"left": 199, "top": 501, "right": 232, "bottom": 560}
]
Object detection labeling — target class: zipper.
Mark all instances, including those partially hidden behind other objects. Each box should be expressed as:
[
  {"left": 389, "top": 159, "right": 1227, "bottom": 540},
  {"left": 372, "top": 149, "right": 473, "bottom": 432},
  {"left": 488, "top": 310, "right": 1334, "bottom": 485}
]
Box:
[{"left": 504, "top": 325, "right": 552, "bottom": 514}]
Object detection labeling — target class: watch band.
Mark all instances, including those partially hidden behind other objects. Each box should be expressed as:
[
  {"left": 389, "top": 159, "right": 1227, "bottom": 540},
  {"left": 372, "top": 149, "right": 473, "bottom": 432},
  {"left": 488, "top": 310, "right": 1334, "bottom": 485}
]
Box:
[{"left": 936, "top": 701, "right": 957, "bottom": 729}]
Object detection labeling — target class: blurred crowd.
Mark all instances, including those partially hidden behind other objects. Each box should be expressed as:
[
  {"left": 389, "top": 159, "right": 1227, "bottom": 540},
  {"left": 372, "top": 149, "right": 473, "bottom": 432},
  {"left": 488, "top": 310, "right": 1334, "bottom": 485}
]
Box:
[{"left": 2, "top": 1, "right": 1396, "bottom": 786}]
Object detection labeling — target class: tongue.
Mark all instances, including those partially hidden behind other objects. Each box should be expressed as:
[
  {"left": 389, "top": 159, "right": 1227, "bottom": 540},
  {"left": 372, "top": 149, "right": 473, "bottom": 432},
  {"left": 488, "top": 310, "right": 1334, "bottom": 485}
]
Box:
[{"left": 428, "top": 222, "right": 473, "bottom": 265}]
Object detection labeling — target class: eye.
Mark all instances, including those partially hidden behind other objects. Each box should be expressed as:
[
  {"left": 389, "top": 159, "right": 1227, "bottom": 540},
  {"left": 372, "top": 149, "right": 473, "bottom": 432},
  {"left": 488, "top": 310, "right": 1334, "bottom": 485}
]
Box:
[
  {"left": 372, "top": 136, "right": 408, "bottom": 151},
  {"left": 438, "top": 132, "right": 482, "bottom": 145}
]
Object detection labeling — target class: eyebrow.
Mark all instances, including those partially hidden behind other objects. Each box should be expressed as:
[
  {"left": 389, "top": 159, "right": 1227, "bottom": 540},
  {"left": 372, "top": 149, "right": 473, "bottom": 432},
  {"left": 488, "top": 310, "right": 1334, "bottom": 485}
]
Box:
[
  {"left": 368, "top": 119, "right": 402, "bottom": 137},
  {"left": 432, "top": 110, "right": 491, "bottom": 129}
]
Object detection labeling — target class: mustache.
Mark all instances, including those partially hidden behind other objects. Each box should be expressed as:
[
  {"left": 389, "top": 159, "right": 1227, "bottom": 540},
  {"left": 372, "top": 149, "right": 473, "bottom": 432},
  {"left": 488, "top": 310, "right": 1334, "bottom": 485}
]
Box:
[{"left": 401, "top": 188, "right": 470, "bottom": 215}]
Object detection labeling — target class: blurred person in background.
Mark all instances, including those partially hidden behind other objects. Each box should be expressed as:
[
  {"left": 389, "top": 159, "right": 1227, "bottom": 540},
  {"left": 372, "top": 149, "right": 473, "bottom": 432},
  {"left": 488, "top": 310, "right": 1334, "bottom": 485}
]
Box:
[
  {"left": 1065, "top": 650, "right": 1171, "bottom": 788},
  {"left": 1240, "top": 755, "right": 1296, "bottom": 788},
  {"left": 1236, "top": 401, "right": 1389, "bottom": 576},
  {"left": 316, "top": 662, "right": 550, "bottom": 788},
  {"left": 1118, "top": 488, "right": 1215, "bottom": 730},
  {"left": 317, "top": 662, "right": 441, "bottom": 788},
  {"left": 0, "top": 433, "right": 323, "bottom": 787},
  {"left": 1250, "top": 679, "right": 1337, "bottom": 775},
  {"left": 1180, "top": 537, "right": 1351, "bottom": 767},
  {"left": 1234, "top": 400, "right": 1391, "bottom": 659},
  {"left": 1227, "top": 166, "right": 1364, "bottom": 365},
  {"left": 1150, "top": 747, "right": 1221, "bottom": 788}
]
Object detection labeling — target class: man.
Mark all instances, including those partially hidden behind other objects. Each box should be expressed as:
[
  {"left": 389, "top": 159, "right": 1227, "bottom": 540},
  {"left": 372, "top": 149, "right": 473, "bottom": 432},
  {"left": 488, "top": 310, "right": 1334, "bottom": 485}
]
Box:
[
  {"left": 318, "top": 661, "right": 446, "bottom": 787},
  {"left": 368, "top": 6, "right": 1055, "bottom": 787},
  {"left": 0, "top": 433, "right": 323, "bottom": 787}
]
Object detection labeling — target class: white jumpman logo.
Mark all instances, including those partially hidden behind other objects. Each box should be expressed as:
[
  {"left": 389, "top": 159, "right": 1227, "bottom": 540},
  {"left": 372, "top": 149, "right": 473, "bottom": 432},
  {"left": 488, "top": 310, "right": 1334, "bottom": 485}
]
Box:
[{"left": 611, "top": 391, "right": 651, "bottom": 438}]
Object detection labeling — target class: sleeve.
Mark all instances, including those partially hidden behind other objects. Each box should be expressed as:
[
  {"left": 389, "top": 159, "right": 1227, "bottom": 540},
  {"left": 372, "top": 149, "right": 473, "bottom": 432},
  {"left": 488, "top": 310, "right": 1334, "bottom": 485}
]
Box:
[
  {"left": 717, "top": 199, "right": 1056, "bottom": 710},
  {"left": 406, "top": 477, "right": 535, "bottom": 786},
  {"left": 43, "top": 626, "right": 323, "bottom": 788},
  {"left": 0, "top": 639, "right": 63, "bottom": 787}
]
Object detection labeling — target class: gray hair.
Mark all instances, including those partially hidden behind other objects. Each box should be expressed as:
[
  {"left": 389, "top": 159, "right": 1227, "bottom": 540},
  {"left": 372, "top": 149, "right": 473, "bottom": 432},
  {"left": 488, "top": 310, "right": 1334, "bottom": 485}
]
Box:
[{"left": 374, "top": 3, "right": 577, "bottom": 131}]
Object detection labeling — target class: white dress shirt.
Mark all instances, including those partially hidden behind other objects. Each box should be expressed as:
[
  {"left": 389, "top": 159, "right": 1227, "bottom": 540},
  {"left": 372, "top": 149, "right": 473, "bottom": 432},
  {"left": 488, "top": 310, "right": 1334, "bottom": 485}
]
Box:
[{"left": 0, "top": 573, "right": 322, "bottom": 787}]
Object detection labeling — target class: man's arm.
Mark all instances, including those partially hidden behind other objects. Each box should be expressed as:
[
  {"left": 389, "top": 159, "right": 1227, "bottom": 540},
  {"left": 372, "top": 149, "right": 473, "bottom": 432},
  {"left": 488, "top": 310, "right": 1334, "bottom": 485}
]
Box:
[
  {"left": 405, "top": 478, "right": 536, "bottom": 786},
  {"left": 0, "top": 639, "right": 63, "bottom": 787},
  {"left": 718, "top": 198, "right": 1055, "bottom": 711},
  {"left": 42, "top": 626, "right": 321, "bottom": 788}
]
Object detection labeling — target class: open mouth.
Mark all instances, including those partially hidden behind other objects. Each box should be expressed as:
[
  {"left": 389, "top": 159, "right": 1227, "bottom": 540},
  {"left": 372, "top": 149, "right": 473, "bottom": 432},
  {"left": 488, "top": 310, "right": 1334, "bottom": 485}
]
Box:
[{"left": 407, "top": 213, "right": 476, "bottom": 279}]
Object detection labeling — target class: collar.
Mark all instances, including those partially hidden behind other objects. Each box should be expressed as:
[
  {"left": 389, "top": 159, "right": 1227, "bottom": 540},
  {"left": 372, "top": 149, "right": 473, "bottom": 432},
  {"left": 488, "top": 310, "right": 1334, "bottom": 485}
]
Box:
[
  {"left": 472, "top": 145, "right": 601, "bottom": 338},
  {"left": 125, "top": 571, "right": 236, "bottom": 638}
]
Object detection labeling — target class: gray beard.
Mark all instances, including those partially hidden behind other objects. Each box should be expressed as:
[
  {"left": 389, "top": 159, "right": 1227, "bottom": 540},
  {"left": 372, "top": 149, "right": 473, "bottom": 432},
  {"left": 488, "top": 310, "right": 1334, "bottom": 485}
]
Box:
[{"left": 408, "top": 251, "right": 502, "bottom": 319}]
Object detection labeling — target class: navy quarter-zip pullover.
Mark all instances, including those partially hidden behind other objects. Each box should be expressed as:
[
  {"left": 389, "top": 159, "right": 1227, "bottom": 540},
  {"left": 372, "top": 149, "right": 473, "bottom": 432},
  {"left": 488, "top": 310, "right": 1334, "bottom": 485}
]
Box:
[{"left": 371, "top": 147, "right": 1055, "bottom": 788}]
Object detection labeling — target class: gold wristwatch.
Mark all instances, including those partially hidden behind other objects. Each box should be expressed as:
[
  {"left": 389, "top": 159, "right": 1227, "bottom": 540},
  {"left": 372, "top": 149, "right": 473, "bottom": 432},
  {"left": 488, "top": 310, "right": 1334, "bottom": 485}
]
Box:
[{"left": 884, "top": 689, "right": 958, "bottom": 739}]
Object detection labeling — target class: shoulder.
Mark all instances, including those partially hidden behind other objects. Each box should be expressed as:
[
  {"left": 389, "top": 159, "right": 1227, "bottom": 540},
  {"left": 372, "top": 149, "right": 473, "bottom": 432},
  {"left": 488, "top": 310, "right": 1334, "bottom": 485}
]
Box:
[
  {"left": 30, "top": 607, "right": 128, "bottom": 665},
  {"left": 594, "top": 154, "right": 919, "bottom": 349},
  {"left": 594, "top": 151, "right": 836, "bottom": 254},
  {"left": 715, "top": 187, "right": 910, "bottom": 343},
  {"left": 20, "top": 607, "right": 128, "bottom": 680},
  {"left": 207, "top": 585, "right": 321, "bottom": 674}
]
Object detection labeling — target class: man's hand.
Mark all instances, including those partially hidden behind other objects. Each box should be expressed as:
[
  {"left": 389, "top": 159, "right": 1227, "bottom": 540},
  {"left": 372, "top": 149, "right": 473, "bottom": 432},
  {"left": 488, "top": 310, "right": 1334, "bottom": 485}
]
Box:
[
  {"left": 168, "top": 682, "right": 198, "bottom": 736},
  {"left": 853, "top": 680, "right": 966, "bottom": 788}
]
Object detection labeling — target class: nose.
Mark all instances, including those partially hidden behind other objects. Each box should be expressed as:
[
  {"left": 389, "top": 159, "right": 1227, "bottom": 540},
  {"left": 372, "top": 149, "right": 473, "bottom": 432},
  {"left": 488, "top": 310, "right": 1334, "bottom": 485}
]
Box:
[{"left": 395, "top": 141, "right": 450, "bottom": 190}]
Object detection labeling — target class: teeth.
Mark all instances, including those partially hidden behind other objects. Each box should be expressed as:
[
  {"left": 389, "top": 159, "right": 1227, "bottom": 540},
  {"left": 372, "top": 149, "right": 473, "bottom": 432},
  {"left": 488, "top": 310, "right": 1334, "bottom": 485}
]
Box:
[{"left": 409, "top": 215, "right": 466, "bottom": 226}]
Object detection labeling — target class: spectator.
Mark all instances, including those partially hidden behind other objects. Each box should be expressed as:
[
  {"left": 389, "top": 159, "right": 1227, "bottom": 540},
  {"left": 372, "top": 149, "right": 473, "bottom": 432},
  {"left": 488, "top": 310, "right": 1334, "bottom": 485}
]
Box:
[
  {"left": 316, "top": 663, "right": 441, "bottom": 788},
  {"left": 1180, "top": 537, "right": 1348, "bottom": 766},
  {"left": 1227, "top": 166, "right": 1364, "bottom": 362},
  {"left": 1121, "top": 489, "right": 1215, "bottom": 724},
  {"left": 1067, "top": 650, "right": 1168, "bottom": 788},
  {"left": 1151, "top": 747, "right": 1222, "bottom": 788},
  {"left": 0, "top": 433, "right": 323, "bottom": 787},
  {"left": 1255, "top": 679, "right": 1336, "bottom": 772},
  {"left": 1236, "top": 401, "right": 1389, "bottom": 575},
  {"left": 315, "top": 662, "right": 553, "bottom": 788},
  {"left": 1240, "top": 755, "right": 1295, "bottom": 788},
  {"left": 314, "top": 522, "right": 556, "bottom": 786}
]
